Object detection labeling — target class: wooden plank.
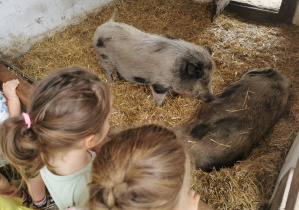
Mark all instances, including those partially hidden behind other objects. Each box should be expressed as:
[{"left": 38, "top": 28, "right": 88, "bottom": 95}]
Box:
[
  {"left": 227, "top": 0, "right": 281, "bottom": 11},
  {"left": 0, "top": 64, "right": 34, "bottom": 107},
  {"left": 0, "top": 57, "right": 36, "bottom": 84},
  {"left": 286, "top": 158, "right": 299, "bottom": 209},
  {"left": 225, "top": 1, "right": 278, "bottom": 23},
  {"left": 211, "top": 0, "right": 231, "bottom": 23}
]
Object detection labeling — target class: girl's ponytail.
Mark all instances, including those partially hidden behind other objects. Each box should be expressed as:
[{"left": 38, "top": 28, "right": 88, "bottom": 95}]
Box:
[{"left": 0, "top": 115, "right": 42, "bottom": 180}]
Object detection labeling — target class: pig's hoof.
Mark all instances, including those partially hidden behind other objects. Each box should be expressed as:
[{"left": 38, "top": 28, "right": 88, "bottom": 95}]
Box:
[{"left": 156, "top": 102, "right": 163, "bottom": 107}]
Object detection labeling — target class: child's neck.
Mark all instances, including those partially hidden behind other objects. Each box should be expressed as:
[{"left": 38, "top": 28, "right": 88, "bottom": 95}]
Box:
[{"left": 49, "top": 149, "right": 92, "bottom": 176}]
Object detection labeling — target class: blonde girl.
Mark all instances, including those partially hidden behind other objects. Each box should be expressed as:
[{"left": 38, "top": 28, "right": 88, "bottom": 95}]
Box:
[
  {"left": 89, "top": 124, "right": 200, "bottom": 210},
  {"left": 0, "top": 66, "right": 112, "bottom": 210}
]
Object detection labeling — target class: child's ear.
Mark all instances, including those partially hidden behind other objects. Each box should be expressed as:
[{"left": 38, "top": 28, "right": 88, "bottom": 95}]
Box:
[
  {"left": 84, "top": 135, "right": 96, "bottom": 148},
  {"left": 92, "top": 136, "right": 110, "bottom": 153}
]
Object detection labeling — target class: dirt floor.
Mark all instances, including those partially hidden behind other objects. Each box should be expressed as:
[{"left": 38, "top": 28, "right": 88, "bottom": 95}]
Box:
[{"left": 7, "top": 0, "right": 299, "bottom": 209}]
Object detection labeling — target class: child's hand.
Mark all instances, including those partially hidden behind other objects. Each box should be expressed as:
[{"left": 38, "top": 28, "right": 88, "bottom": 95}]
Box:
[
  {"left": 3, "top": 79, "right": 19, "bottom": 100},
  {"left": 188, "top": 189, "right": 200, "bottom": 210}
]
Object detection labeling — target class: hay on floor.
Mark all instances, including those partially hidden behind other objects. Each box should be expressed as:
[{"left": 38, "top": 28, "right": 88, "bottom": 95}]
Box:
[{"left": 7, "top": 0, "right": 299, "bottom": 209}]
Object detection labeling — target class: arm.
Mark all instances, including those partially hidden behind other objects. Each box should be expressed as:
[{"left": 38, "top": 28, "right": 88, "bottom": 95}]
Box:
[
  {"left": 27, "top": 173, "right": 46, "bottom": 202},
  {"left": 3, "top": 79, "right": 21, "bottom": 117}
]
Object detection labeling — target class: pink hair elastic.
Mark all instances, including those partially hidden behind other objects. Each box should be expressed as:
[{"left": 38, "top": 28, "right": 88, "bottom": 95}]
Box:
[{"left": 22, "top": 113, "right": 31, "bottom": 129}]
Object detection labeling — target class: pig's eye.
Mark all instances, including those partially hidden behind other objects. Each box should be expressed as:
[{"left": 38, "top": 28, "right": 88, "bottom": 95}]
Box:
[
  {"left": 186, "top": 63, "right": 196, "bottom": 75},
  {"left": 180, "top": 60, "right": 205, "bottom": 80},
  {"left": 186, "top": 61, "right": 204, "bottom": 79}
]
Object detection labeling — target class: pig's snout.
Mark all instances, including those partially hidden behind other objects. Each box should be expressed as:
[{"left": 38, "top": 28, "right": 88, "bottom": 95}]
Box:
[
  {"left": 198, "top": 93, "right": 214, "bottom": 102},
  {"left": 202, "top": 94, "right": 215, "bottom": 102}
]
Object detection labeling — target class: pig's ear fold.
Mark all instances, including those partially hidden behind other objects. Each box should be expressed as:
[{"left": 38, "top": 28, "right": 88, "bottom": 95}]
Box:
[
  {"left": 186, "top": 61, "right": 204, "bottom": 79},
  {"left": 247, "top": 68, "right": 275, "bottom": 77},
  {"left": 205, "top": 46, "right": 212, "bottom": 55}
]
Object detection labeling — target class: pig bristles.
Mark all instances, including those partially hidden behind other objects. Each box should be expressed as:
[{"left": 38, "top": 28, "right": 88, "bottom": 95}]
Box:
[{"left": 209, "top": 138, "right": 231, "bottom": 148}]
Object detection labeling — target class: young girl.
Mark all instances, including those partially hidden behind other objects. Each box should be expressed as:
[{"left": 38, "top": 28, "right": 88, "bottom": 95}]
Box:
[
  {"left": 0, "top": 79, "right": 23, "bottom": 198},
  {"left": 0, "top": 66, "right": 112, "bottom": 210},
  {"left": 1, "top": 79, "right": 54, "bottom": 209},
  {"left": 88, "top": 124, "right": 201, "bottom": 210}
]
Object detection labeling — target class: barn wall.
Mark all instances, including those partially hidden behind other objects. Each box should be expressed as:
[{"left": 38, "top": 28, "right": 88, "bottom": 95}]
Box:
[{"left": 0, "top": 0, "right": 113, "bottom": 59}]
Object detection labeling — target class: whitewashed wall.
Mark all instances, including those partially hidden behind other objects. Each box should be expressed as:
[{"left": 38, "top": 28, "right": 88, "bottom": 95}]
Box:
[{"left": 0, "top": 0, "right": 113, "bottom": 58}]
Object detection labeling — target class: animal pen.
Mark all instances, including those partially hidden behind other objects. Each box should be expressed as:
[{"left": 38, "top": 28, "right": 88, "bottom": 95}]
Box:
[{"left": 1, "top": 0, "right": 299, "bottom": 209}]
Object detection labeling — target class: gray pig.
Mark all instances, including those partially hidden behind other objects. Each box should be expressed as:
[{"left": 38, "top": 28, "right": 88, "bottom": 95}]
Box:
[
  {"left": 93, "top": 22, "right": 215, "bottom": 106},
  {"left": 174, "top": 68, "right": 292, "bottom": 171}
]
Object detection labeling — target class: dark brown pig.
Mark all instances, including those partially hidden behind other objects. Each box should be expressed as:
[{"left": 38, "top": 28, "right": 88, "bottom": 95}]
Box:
[
  {"left": 174, "top": 68, "right": 292, "bottom": 171},
  {"left": 93, "top": 22, "right": 215, "bottom": 106}
]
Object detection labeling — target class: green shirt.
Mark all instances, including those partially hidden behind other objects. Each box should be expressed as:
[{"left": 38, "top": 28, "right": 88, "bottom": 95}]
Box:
[{"left": 40, "top": 150, "right": 96, "bottom": 210}]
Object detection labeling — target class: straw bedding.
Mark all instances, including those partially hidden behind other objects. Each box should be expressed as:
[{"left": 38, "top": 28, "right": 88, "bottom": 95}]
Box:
[{"left": 7, "top": 0, "right": 299, "bottom": 209}]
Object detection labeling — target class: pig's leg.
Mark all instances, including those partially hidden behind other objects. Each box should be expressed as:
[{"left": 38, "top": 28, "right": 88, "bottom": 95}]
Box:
[
  {"left": 149, "top": 84, "right": 172, "bottom": 106},
  {"left": 103, "top": 67, "right": 114, "bottom": 84},
  {"left": 99, "top": 55, "right": 114, "bottom": 84}
]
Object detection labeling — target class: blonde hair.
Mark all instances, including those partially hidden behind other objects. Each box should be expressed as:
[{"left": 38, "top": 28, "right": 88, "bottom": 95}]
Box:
[
  {"left": 0, "top": 66, "right": 112, "bottom": 181},
  {"left": 89, "top": 124, "right": 191, "bottom": 210}
]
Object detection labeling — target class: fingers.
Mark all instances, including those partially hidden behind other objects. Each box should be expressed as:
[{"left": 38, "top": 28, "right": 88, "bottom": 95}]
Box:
[
  {"left": 189, "top": 189, "right": 200, "bottom": 201},
  {"left": 188, "top": 189, "right": 200, "bottom": 210},
  {"left": 3, "top": 79, "right": 20, "bottom": 90},
  {"left": 3, "top": 79, "right": 19, "bottom": 100}
]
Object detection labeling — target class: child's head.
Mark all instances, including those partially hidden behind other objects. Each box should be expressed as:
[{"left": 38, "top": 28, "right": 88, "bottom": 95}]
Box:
[
  {"left": 89, "top": 124, "right": 191, "bottom": 210},
  {"left": 0, "top": 66, "right": 112, "bottom": 177}
]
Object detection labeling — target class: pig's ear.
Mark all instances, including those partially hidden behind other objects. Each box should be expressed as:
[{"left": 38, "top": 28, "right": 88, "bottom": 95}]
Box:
[
  {"left": 205, "top": 46, "right": 212, "bottom": 55},
  {"left": 247, "top": 68, "right": 275, "bottom": 77},
  {"left": 186, "top": 61, "right": 204, "bottom": 79}
]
